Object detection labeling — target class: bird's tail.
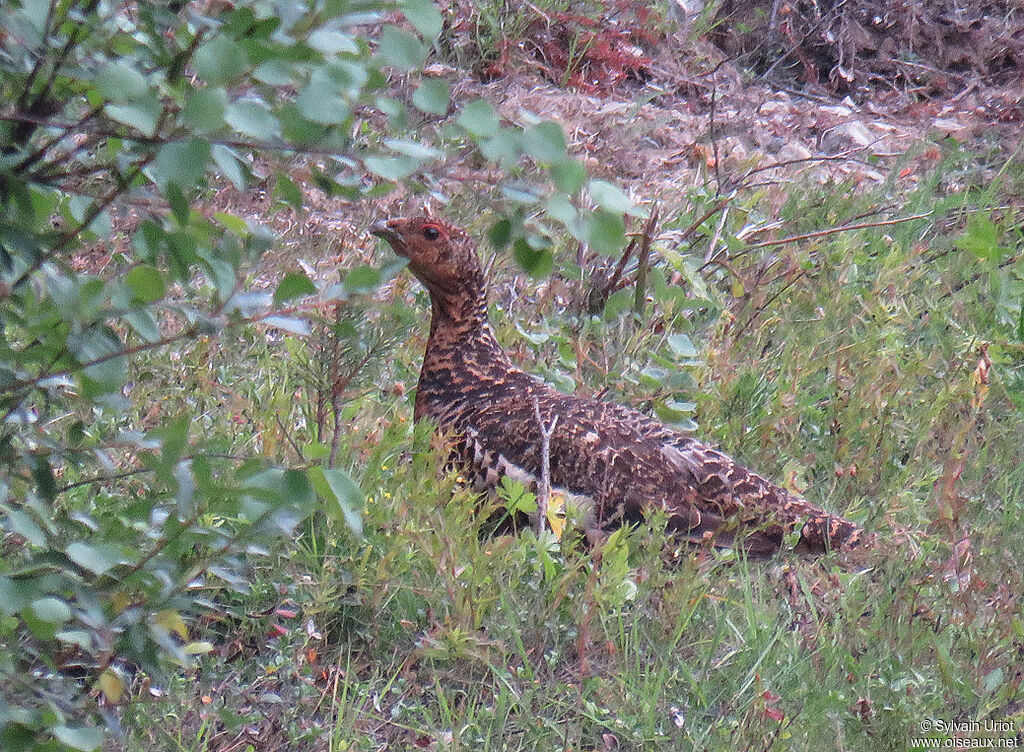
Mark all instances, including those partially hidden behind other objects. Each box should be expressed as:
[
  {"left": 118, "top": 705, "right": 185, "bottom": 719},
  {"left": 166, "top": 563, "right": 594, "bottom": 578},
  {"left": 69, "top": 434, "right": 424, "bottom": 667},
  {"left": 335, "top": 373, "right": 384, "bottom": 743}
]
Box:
[{"left": 662, "top": 440, "right": 865, "bottom": 554}]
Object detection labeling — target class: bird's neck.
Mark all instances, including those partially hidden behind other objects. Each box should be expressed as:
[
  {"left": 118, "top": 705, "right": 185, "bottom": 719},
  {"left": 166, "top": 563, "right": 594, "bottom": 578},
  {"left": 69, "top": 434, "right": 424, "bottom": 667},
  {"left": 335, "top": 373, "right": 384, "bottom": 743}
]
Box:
[
  {"left": 425, "top": 285, "right": 507, "bottom": 363},
  {"left": 415, "top": 285, "right": 518, "bottom": 423}
]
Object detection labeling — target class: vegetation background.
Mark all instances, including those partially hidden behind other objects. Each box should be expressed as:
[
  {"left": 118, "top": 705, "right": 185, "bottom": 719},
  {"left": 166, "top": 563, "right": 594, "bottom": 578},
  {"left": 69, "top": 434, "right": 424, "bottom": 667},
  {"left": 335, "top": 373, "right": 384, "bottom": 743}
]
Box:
[{"left": 0, "top": 0, "right": 1022, "bottom": 750}]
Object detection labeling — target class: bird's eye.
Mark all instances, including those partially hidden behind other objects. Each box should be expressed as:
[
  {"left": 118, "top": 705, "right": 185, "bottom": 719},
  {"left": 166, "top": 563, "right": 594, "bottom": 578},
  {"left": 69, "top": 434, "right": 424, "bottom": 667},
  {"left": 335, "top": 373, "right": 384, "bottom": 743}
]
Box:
[{"left": 423, "top": 225, "right": 440, "bottom": 241}]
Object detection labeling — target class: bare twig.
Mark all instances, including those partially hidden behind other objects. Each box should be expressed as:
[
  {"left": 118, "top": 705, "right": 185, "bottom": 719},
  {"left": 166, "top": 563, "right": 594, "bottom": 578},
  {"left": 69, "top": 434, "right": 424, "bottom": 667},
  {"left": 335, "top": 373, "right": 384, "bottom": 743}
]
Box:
[
  {"left": 703, "top": 205, "right": 729, "bottom": 265},
  {"left": 8, "top": 155, "right": 154, "bottom": 291},
  {"left": 585, "top": 234, "right": 636, "bottom": 313},
  {"left": 0, "top": 113, "right": 360, "bottom": 158},
  {"left": 531, "top": 396, "right": 559, "bottom": 536},
  {"left": 709, "top": 84, "right": 722, "bottom": 195},
  {"left": 732, "top": 269, "right": 808, "bottom": 340},
  {"left": 275, "top": 414, "right": 306, "bottom": 463},
  {"left": 737, "top": 147, "right": 872, "bottom": 181},
  {"left": 741, "top": 212, "right": 932, "bottom": 250},
  {"left": 54, "top": 452, "right": 246, "bottom": 494},
  {"left": 0, "top": 299, "right": 321, "bottom": 398},
  {"left": 633, "top": 205, "right": 659, "bottom": 315},
  {"left": 940, "top": 252, "right": 1024, "bottom": 300}
]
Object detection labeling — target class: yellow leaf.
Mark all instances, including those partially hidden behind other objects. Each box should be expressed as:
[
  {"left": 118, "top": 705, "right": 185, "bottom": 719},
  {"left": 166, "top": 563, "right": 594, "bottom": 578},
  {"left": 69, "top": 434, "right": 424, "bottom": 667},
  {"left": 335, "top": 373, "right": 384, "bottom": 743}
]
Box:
[
  {"left": 154, "top": 609, "right": 188, "bottom": 640},
  {"left": 110, "top": 591, "right": 131, "bottom": 614},
  {"left": 98, "top": 669, "right": 124, "bottom": 703},
  {"left": 546, "top": 492, "right": 567, "bottom": 539}
]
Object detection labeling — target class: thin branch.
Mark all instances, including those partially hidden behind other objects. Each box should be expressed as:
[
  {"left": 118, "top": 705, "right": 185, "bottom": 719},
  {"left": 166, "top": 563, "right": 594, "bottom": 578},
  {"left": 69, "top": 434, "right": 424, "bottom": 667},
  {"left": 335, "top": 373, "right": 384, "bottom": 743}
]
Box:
[
  {"left": 940, "top": 252, "right": 1024, "bottom": 300},
  {"left": 14, "top": 103, "right": 105, "bottom": 175},
  {"left": 709, "top": 83, "right": 722, "bottom": 196},
  {"left": 9, "top": 156, "right": 154, "bottom": 291},
  {"left": 732, "top": 269, "right": 808, "bottom": 341},
  {"left": 741, "top": 212, "right": 933, "bottom": 250},
  {"left": 703, "top": 204, "right": 729, "bottom": 264},
  {"left": 0, "top": 113, "right": 359, "bottom": 159},
  {"left": 632, "top": 205, "right": 659, "bottom": 315},
  {"left": 54, "top": 452, "right": 246, "bottom": 494},
  {"left": 16, "top": 0, "right": 60, "bottom": 111},
  {"left": 737, "top": 148, "right": 872, "bottom": 181},
  {"left": 275, "top": 414, "right": 307, "bottom": 463},
  {"left": 0, "top": 323, "right": 200, "bottom": 396},
  {"left": 531, "top": 396, "right": 559, "bottom": 536}
]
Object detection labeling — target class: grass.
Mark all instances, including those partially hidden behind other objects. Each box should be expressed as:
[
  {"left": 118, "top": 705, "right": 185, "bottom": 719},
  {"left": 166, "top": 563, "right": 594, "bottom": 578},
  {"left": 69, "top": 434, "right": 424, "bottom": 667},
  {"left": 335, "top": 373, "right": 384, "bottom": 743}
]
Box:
[{"left": 109, "top": 140, "right": 1024, "bottom": 751}]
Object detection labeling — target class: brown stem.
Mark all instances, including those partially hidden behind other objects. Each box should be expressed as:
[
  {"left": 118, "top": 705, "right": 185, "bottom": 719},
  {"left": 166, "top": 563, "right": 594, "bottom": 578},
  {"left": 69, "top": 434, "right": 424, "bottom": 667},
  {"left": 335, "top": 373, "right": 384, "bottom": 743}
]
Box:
[{"left": 531, "top": 396, "right": 558, "bottom": 536}]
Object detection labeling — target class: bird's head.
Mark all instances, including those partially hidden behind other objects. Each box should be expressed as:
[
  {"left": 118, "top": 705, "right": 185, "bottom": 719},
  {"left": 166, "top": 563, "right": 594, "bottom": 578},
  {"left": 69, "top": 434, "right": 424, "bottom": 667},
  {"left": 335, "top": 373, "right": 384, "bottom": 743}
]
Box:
[{"left": 370, "top": 216, "right": 484, "bottom": 302}]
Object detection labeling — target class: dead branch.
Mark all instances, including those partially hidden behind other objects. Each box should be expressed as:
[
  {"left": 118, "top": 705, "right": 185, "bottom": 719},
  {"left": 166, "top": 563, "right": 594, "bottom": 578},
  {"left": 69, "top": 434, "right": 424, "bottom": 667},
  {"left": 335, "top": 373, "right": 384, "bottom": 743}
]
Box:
[
  {"left": 532, "top": 396, "right": 559, "bottom": 536},
  {"left": 742, "top": 212, "right": 933, "bottom": 250}
]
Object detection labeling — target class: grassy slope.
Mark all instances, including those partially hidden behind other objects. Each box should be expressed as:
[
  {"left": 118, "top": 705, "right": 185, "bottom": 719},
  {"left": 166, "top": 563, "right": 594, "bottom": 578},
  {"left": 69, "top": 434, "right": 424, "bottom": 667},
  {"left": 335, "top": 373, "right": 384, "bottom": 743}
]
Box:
[{"left": 112, "top": 132, "right": 1024, "bottom": 750}]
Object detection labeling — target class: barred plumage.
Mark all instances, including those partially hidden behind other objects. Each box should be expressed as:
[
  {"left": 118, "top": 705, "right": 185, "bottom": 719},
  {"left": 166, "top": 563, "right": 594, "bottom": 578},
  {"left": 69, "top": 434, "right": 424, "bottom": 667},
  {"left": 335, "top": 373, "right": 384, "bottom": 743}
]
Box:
[{"left": 371, "top": 215, "right": 863, "bottom": 554}]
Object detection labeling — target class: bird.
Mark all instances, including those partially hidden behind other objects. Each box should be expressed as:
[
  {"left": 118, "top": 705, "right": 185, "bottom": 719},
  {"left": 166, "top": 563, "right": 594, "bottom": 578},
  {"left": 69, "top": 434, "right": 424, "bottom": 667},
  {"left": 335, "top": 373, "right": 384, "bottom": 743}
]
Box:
[{"left": 371, "top": 215, "right": 864, "bottom": 555}]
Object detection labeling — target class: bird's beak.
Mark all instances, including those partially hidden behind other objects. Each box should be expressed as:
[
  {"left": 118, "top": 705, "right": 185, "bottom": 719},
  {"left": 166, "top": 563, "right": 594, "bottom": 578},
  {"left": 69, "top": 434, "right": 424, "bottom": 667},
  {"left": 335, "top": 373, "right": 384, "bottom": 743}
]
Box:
[{"left": 370, "top": 220, "right": 403, "bottom": 252}]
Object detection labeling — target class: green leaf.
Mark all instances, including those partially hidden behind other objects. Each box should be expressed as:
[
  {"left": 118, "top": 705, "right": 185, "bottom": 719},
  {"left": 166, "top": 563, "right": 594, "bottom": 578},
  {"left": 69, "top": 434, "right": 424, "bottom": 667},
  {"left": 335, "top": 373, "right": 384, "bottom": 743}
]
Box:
[
  {"left": 214, "top": 211, "right": 250, "bottom": 235},
  {"left": 399, "top": 0, "right": 444, "bottom": 38},
  {"left": 412, "top": 78, "right": 450, "bottom": 114},
  {"left": 30, "top": 597, "right": 71, "bottom": 623},
  {"left": 263, "top": 316, "right": 311, "bottom": 335},
  {"left": 667, "top": 333, "right": 698, "bottom": 358},
  {"left": 588, "top": 180, "right": 645, "bottom": 216},
  {"left": 377, "top": 25, "right": 426, "bottom": 69},
  {"left": 105, "top": 97, "right": 163, "bottom": 137},
  {"left": 308, "top": 29, "right": 359, "bottom": 54},
  {"left": 125, "top": 264, "right": 165, "bottom": 303},
  {"left": 489, "top": 218, "right": 512, "bottom": 249},
  {"left": 212, "top": 144, "right": 246, "bottom": 190},
  {"left": 225, "top": 99, "right": 281, "bottom": 140},
  {"left": 550, "top": 159, "right": 586, "bottom": 194},
  {"left": 165, "top": 182, "right": 190, "bottom": 225},
  {"left": 180, "top": 87, "right": 227, "bottom": 133},
  {"left": 1017, "top": 296, "right": 1024, "bottom": 342},
  {"left": 383, "top": 139, "right": 441, "bottom": 160},
  {"left": 124, "top": 309, "right": 161, "bottom": 343},
  {"left": 313, "top": 467, "right": 364, "bottom": 537},
  {"left": 253, "top": 59, "right": 294, "bottom": 86},
  {"left": 183, "top": 640, "right": 215, "bottom": 655},
  {"left": 481, "top": 129, "right": 521, "bottom": 166},
  {"left": 55, "top": 630, "right": 93, "bottom": 650},
  {"left": 545, "top": 194, "right": 577, "bottom": 227},
  {"left": 274, "top": 271, "right": 316, "bottom": 305},
  {"left": 512, "top": 238, "right": 553, "bottom": 277},
  {"left": 66, "top": 542, "right": 127, "bottom": 576},
  {"left": 364, "top": 155, "right": 420, "bottom": 180},
  {"left": 296, "top": 70, "right": 350, "bottom": 125},
  {"left": 344, "top": 265, "right": 382, "bottom": 293},
  {"left": 278, "top": 103, "right": 331, "bottom": 144},
  {"left": 274, "top": 174, "right": 304, "bottom": 210},
  {"left": 75, "top": 327, "right": 127, "bottom": 394},
  {"left": 194, "top": 35, "right": 249, "bottom": 84},
  {"left": 604, "top": 286, "right": 633, "bottom": 318},
  {"left": 587, "top": 210, "right": 626, "bottom": 254},
  {"left": 53, "top": 725, "right": 104, "bottom": 752},
  {"left": 5, "top": 509, "right": 46, "bottom": 546},
  {"left": 955, "top": 214, "right": 1007, "bottom": 261},
  {"left": 457, "top": 100, "right": 500, "bottom": 138},
  {"left": 95, "top": 62, "right": 149, "bottom": 101},
  {"left": 523, "top": 121, "right": 567, "bottom": 164},
  {"left": 153, "top": 139, "right": 212, "bottom": 189}
]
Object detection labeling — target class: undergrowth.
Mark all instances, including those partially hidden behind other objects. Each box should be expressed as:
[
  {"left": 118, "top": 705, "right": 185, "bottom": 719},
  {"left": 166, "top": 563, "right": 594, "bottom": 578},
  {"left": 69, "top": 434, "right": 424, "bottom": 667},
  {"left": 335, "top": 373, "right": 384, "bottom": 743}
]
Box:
[{"left": 111, "top": 143, "right": 1024, "bottom": 751}]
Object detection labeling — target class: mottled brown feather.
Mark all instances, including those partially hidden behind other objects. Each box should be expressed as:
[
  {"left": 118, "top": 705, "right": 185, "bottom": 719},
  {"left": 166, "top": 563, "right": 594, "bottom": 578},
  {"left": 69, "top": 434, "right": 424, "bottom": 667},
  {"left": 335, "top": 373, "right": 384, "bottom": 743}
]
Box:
[{"left": 371, "top": 215, "right": 864, "bottom": 554}]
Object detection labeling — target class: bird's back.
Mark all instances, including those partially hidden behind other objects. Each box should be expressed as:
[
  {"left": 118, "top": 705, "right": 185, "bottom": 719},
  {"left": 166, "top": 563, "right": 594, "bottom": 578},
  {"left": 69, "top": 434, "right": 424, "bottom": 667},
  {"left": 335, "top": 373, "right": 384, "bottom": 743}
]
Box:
[
  {"left": 371, "top": 214, "right": 864, "bottom": 554},
  {"left": 417, "top": 333, "right": 861, "bottom": 553}
]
